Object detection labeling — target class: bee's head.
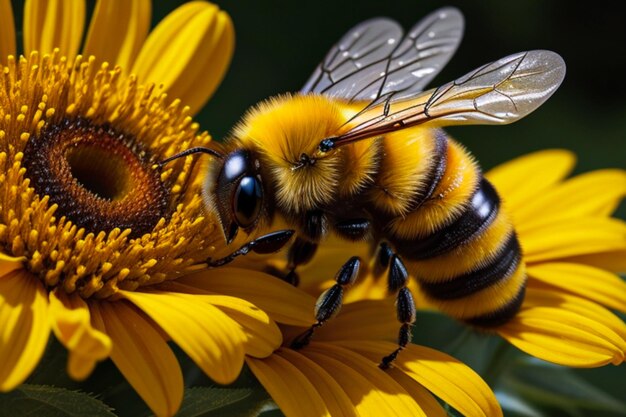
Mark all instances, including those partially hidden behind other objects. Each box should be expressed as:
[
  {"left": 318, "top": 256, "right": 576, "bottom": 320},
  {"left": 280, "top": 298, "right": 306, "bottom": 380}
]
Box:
[{"left": 206, "top": 149, "right": 264, "bottom": 244}]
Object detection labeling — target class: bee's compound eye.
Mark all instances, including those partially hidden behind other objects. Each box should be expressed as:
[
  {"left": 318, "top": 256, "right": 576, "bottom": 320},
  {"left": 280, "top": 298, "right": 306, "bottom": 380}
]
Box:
[{"left": 233, "top": 176, "right": 263, "bottom": 228}]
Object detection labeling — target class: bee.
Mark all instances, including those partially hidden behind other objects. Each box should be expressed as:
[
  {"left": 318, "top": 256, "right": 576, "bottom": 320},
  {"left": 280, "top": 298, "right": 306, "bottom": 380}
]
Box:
[{"left": 160, "top": 7, "right": 565, "bottom": 368}]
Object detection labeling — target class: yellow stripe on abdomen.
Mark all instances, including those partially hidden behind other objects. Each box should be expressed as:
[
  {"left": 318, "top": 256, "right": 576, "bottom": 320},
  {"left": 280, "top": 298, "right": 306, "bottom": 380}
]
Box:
[{"left": 387, "top": 139, "right": 479, "bottom": 239}]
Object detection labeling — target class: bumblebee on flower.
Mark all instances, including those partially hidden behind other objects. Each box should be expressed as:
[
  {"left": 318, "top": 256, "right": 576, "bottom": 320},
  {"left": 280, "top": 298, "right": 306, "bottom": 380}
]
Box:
[{"left": 0, "top": 1, "right": 625, "bottom": 417}]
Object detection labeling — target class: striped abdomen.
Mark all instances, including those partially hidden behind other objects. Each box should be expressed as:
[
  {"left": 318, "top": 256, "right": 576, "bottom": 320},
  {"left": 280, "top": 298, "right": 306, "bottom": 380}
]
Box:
[{"left": 368, "top": 129, "right": 526, "bottom": 326}]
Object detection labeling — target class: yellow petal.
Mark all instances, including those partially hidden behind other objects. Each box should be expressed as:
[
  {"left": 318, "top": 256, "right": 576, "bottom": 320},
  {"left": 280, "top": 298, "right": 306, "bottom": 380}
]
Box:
[
  {"left": 278, "top": 349, "right": 357, "bottom": 417},
  {"left": 513, "top": 170, "right": 626, "bottom": 227},
  {"left": 297, "top": 238, "right": 372, "bottom": 296},
  {"left": 121, "top": 289, "right": 245, "bottom": 384},
  {"left": 159, "top": 281, "right": 282, "bottom": 358},
  {"left": 204, "top": 295, "right": 282, "bottom": 358},
  {"left": 315, "top": 299, "right": 397, "bottom": 342},
  {"left": 83, "top": 0, "right": 151, "bottom": 72},
  {"left": 520, "top": 217, "right": 626, "bottom": 262},
  {"left": 180, "top": 268, "right": 316, "bottom": 326},
  {"left": 279, "top": 349, "right": 358, "bottom": 417},
  {"left": 528, "top": 263, "right": 626, "bottom": 312},
  {"left": 497, "top": 291, "right": 625, "bottom": 367},
  {"left": 131, "top": 1, "right": 234, "bottom": 114},
  {"left": 485, "top": 149, "right": 575, "bottom": 210},
  {"left": 305, "top": 343, "right": 427, "bottom": 417},
  {"left": 23, "top": 0, "right": 86, "bottom": 59},
  {"left": 247, "top": 353, "right": 331, "bottom": 417},
  {"left": 48, "top": 289, "right": 112, "bottom": 380},
  {"left": 0, "top": 270, "right": 50, "bottom": 391},
  {"left": 0, "top": 253, "right": 24, "bottom": 277},
  {"left": 0, "top": 0, "right": 16, "bottom": 60},
  {"left": 498, "top": 313, "right": 622, "bottom": 366},
  {"left": 385, "top": 367, "right": 447, "bottom": 417},
  {"left": 344, "top": 272, "right": 388, "bottom": 302},
  {"left": 67, "top": 351, "right": 97, "bottom": 380},
  {"left": 522, "top": 288, "right": 626, "bottom": 352},
  {"left": 344, "top": 341, "right": 503, "bottom": 417},
  {"left": 90, "top": 300, "right": 182, "bottom": 417},
  {"left": 565, "top": 249, "right": 626, "bottom": 273}
]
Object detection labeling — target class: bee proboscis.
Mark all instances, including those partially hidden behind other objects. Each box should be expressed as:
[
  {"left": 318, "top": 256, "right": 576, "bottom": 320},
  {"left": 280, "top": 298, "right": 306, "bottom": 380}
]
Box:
[{"left": 161, "top": 7, "right": 565, "bottom": 368}]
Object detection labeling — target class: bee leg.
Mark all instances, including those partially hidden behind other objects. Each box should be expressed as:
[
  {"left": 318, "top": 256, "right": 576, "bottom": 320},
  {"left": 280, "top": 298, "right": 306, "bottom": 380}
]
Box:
[
  {"left": 379, "top": 253, "right": 416, "bottom": 369},
  {"left": 334, "top": 218, "right": 371, "bottom": 241},
  {"left": 291, "top": 256, "right": 361, "bottom": 349},
  {"left": 285, "top": 237, "right": 318, "bottom": 286},
  {"left": 374, "top": 241, "right": 394, "bottom": 276},
  {"left": 207, "top": 229, "right": 295, "bottom": 268},
  {"left": 303, "top": 209, "right": 326, "bottom": 241},
  {"left": 282, "top": 209, "right": 325, "bottom": 285}
]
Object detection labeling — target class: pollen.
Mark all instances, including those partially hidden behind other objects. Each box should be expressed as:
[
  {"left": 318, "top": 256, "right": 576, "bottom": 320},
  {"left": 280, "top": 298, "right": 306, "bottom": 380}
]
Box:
[
  {"left": 0, "top": 51, "right": 222, "bottom": 299},
  {"left": 22, "top": 118, "right": 169, "bottom": 238}
]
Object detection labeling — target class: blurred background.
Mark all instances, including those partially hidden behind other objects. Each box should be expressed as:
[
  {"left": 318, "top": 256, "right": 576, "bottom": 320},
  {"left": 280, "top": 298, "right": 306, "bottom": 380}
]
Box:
[{"left": 196, "top": 0, "right": 626, "bottom": 178}]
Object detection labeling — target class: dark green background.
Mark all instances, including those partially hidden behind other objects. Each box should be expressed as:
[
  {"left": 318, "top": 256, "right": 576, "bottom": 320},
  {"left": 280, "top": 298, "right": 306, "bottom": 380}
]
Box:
[{"left": 193, "top": 0, "right": 626, "bottom": 177}]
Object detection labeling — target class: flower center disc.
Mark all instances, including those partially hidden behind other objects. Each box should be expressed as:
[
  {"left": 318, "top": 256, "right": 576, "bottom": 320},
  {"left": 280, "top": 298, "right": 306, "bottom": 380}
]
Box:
[{"left": 23, "top": 118, "right": 169, "bottom": 238}]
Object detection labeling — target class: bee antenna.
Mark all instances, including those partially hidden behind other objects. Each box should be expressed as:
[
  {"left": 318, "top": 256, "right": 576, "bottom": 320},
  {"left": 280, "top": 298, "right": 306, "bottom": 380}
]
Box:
[{"left": 157, "top": 147, "right": 224, "bottom": 168}]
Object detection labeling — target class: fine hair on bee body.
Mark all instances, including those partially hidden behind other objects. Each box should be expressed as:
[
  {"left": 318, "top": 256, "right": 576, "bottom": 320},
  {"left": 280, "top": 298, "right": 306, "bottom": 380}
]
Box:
[{"left": 161, "top": 6, "right": 566, "bottom": 368}]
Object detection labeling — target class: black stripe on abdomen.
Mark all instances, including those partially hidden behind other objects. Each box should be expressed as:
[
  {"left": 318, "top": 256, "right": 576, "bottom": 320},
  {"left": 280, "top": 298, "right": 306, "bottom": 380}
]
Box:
[
  {"left": 394, "top": 177, "right": 500, "bottom": 260},
  {"left": 466, "top": 285, "right": 526, "bottom": 327},
  {"left": 419, "top": 233, "right": 522, "bottom": 300}
]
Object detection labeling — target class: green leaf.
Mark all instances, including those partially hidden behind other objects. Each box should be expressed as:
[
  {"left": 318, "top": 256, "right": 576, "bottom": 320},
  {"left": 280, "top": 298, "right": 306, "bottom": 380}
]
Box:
[
  {"left": 0, "top": 384, "right": 116, "bottom": 417},
  {"left": 176, "top": 387, "right": 271, "bottom": 417},
  {"left": 496, "top": 391, "right": 546, "bottom": 417},
  {"left": 258, "top": 409, "right": 284, "bottom": 417},
  {"left": 502, "top": 362, "right": 626, "bottom": 414}
]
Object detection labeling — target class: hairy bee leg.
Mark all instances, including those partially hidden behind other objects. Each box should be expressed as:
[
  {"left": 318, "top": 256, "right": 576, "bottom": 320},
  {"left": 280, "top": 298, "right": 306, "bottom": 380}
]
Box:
[
  {"left": 284, "top": 237, "right": 318, "bottom": 286},
  {"left": 335, "top": 218, "right": 371, "bottom": 241},
  {"left": 208, "top": 229, "right": 295, "bottom": 268},
  {"left": 374, "top": 241, "right": 394, "bottom": 276},
  {"left": 379, "top": 253, "right": 417, "bottom": 369},
  {"left": 291, "top": 256, "right": 361, "bottom": 349}
]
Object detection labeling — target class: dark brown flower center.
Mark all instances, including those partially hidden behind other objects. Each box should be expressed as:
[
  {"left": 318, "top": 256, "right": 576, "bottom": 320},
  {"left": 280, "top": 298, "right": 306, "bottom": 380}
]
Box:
[{"left": 22, "top": 118, "right": 169, "bottom": 238}]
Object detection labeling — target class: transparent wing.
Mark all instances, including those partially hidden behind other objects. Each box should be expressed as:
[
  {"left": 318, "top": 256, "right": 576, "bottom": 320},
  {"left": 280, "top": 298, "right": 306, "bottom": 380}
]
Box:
[
  {"left": 320, "top": 50, "right": 566, "bottom": 150},
  {"left": 301, "top": 7, "right": 464, "bottom": 102}
]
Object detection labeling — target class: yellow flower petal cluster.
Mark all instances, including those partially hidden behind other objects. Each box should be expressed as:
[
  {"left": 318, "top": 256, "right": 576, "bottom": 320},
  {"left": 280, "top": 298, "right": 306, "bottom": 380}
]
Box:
[
  {"left": 486, "top": 150, "right": 626, "bottom": 366},
  {"left": 0, "top": 3, "right": 284, "bottom": 417},
  {"left": 0, "top": 50, "right": 283, "bottom": 417},
  {"left": 181, "top": 270, "right": 504, "bottom": 417}
]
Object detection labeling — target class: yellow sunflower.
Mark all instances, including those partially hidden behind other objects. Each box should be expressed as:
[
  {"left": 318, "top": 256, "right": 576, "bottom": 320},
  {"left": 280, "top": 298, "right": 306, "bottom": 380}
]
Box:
[
  {"left": 0, "top": 2, "right": 286, "bottom": 417},
  {"left": 485, "top": 150, "right": 626, "bottom": 367}
]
